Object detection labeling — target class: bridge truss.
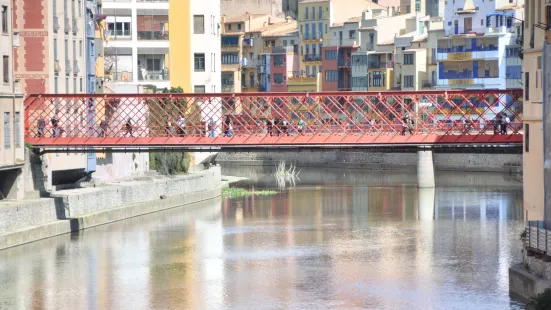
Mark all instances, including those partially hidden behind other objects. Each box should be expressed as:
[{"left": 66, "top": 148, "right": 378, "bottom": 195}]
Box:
[{"left": 24, "top": 90, "right": 523, "bottom": 150}]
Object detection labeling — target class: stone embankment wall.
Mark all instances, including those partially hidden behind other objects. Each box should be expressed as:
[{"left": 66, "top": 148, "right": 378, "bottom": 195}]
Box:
[
  {"left": 217, "top": 152, "right": 522, "bottom": 173},
  {"left": 0, "top": 167, "right": 222, "bottom": 250}
]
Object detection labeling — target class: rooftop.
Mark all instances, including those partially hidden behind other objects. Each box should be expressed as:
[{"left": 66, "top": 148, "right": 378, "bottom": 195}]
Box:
[{"left": 223, "top": 13, "right": 268, "bottom": 23}]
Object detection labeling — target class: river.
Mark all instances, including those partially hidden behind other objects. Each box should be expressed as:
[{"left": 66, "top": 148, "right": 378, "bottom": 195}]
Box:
[{"left": 0, "top": 167, "right": 525, "bottom": 309}]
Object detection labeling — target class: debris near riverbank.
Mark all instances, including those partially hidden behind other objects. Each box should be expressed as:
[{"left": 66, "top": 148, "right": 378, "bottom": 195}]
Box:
[
  {"left": 274, "top": 161, "right": 300, "bottom": 189},
  {"left": 222, "top": 187, "right": 278, "bottom": 199}
]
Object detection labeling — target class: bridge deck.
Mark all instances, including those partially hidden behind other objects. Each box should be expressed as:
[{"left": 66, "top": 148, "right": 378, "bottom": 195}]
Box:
[{"left": 24, "top": 90, "right": 523, "bottom": 150}]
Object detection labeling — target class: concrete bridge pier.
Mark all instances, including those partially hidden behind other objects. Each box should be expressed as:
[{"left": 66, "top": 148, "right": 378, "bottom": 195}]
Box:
[{"left": 417, "top": 150, "right": 435, "bottom": 188}]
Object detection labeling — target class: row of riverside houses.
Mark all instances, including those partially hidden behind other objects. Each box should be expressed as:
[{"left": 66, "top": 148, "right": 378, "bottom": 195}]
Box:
[{"left": 220, "top": 0, "right": 523, "bottom": 94}]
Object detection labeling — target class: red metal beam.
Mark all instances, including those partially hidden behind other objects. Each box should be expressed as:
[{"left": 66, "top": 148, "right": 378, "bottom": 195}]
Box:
[{"left": 24, "top": 90, "right": 523, "bottom": 148}]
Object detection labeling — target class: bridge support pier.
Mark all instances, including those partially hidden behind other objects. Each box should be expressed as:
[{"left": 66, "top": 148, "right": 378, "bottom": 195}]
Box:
[{"left": 417, "top": 150, "right": 435, "bottom": 188}]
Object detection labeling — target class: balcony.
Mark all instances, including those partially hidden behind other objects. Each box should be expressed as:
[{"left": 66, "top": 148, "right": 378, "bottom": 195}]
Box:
[
  {"left": 303, "top": 54, "right": 321, "bottom": 62},
  {"left": 53, "top": 16, "right": 60, "bottom": 33},
  {"left": 222, "top": 85, "right": 235, "bottom": 93},
  {"left": 338, "top": 81, "right": 351, "bottom": 90},
  {"left": 65, "top": 60, "right": 72, "bottom": 75},
  {"left": 137, "top": 31, "right": 169, "bottom": 40},
  {"left": 72, "top": 18, "right": 79, "bottom": 34},
  {"left": 288, "top": 75, "right": 317, "bottom": 86},
  {"left": 338, "top": 59, "right": 352, "bottom": 67},
  {"left": 64, "top": 17, "right": 71, "bottom": 34},
  {"left": 243, "top": 59, "right": 258, "bottom": 68},
  {"left": 304, "top": 32, "right": 323, "bottom": 41},
  {"left": 368, "top": 61, "right": 394, "bottom": 69},
  {"left": 422, "top": 80, "right": 433, "bottom": 89},
  {"left": 138, "top": 69, "right": 169, "bottom": 81},
  {"left": 112, "top": 71, "right": 133, "bottom": 82},
  {"left": 73, "top": 61, "right": 80, "bottom": 75},
  {"left": 243, "top": 38, "right": 254, "bottom": 47}
]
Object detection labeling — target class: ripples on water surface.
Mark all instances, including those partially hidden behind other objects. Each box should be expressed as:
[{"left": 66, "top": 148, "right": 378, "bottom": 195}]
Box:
[{"left": 0, "top": 167, "right": 525, "bottom": 310}]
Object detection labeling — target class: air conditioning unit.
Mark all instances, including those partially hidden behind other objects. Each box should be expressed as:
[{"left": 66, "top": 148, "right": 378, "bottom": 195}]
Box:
[
  {"left": 72, "top": 18, "right": 79, "bottom": 34},
  {"left": 53, "top": 16, "right": 60, "bottom": 32},
  {"left": 64, "top": 17, "right": 71, "bottom": 34}
]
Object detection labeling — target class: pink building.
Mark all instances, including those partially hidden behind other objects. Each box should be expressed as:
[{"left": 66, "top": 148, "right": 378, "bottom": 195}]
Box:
[{"left": 270, "top": 45, "right": 299, "bottom": 92}]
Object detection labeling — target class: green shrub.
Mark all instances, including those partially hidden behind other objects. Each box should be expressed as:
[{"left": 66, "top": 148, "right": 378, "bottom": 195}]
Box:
[
  {"left": 529, "top": 288, "right": 551, "bottom": 310},
  {"left": 149, "top": 152, "right": 191, "bottom": 175}
]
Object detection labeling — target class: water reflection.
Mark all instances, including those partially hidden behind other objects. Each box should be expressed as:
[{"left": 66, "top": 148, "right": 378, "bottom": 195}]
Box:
[{"left": 0, "top": 169, "right": 525, "bottom": 309}]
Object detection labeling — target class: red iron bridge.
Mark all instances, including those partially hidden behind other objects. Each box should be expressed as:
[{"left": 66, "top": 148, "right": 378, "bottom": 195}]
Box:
[{"left": 24, "top": 90, "right": 523, "bottom": 153}]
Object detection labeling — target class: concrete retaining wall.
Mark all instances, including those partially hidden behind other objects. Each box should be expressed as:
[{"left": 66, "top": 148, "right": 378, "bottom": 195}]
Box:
[
  {"left": 509, "top": 263, "right": 551, "bottom": 301},
  {"left": 216, "top": 152, "right": 522, "bottom": 173},
  {"left": 0, "top": 167, "right": 222, "bottom": 250}
]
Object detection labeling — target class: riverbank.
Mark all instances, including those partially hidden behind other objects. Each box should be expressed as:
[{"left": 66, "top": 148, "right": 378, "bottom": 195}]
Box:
[
  {"left": 217, "top": 151, "right": 522, "bottom": 173},
  {"left": 0, "top": 167, "right": 222, "bottom": 250}
]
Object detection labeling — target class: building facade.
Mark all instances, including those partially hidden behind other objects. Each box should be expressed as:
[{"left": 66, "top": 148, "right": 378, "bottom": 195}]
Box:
[
  {"left": 14, "top": 0, "right": 92, "bottom": 190},
  {"left": 523, "top": 0, "right": 548, "bottom": 220},
  {"left": 0, "top": 0, "right": 25, "bottom": 199},
  {"left": 102, "top": 0, "right": 170, "bottom": 92},
  {"left": 436, "top": 0, "right": 523, "bottom": 89}
]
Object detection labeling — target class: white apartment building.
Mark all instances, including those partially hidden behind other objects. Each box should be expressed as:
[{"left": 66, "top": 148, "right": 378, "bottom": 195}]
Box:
[
  {"left": 102, "top": 0, "right": 170, "bottom": 92},
  {"left": 190, "top": 0, "right": 221, "bottom": 94},
  {"left": 436, "top": 0, "right": 523, "bottom": 89}
]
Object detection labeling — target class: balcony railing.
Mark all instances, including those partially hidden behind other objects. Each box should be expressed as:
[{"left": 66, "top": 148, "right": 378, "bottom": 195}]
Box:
[
  {"left": 73, "top": 61, "right": 80, "bottom": 74},
  {"left": 243, "top": 59, "right": 258, "bottom": 68},
  {"left": 303, "top": 55, "right": 321, "bottom": 62},
  {"left": 137, "top": 31, "right": 169, "bottom": 40},
  {"left": 437, "top": 46, "right": 498, "bottom": 53},
  {"left": 338, "top": 82, "right": 351, "bottom": 89},
  {"left": 222, "top": 85, "right": 234, "bottom": 93},
  {"left": 368, "top": 61, "right": 394, "bottom": 69},
  {"left": 72, "top": 18, "right": 79, "bottom": 34},
  {"left": 65, "top": 60, "right": 72, "bottom": 75},
  {"left": 338, "top": 59, "right": 351, "bottom": 67},
  {"left": 304, "top": 32, "right": 323, "bottom": 41},
  {"left": 422, "top": 80, "right": 433, "bottom": 88},
  {"left": 138, "top": 70, "right": 170, "bottom": 81},
  {"left": 64, "top": 17, "right": 71, "bottom": 34},
  {"left": 439, "top": 72, "right": 499, "bottom": 79},
  {"left": 112, "top": 71, "right": 133, "bottom": 82}
]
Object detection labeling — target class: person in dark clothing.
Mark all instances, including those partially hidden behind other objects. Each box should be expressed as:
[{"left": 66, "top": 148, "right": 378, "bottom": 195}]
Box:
[
  {"left": 125, "top": 118, "right": 133, "bottom": 137},
  {"left": 273, "top": 117, "right": 281, "bottom": 136},
  {"left": 224, "top": 116, "right": 233, "bottom": 137},
  {"left": 37, "top": 119, "right": 46, "bottom": 137},
  {"left": 99, "top": 120, "right": 109, "bottom": 137}
]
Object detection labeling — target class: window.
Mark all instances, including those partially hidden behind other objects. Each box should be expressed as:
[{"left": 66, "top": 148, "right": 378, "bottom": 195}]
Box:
[
  {"left": 305, "top": 7, "right": 309, "bottom": 19},
  {"left": 228, "top": 24, "right": 232, "bottom": 30},
  {"left": 373, "top": 72, "right": 382, "bottom": 86},
  {"left": 54, "top": 77, "right": 58, "bottom": 94},
  {"left": 273, "top": 55, "right": 284, "bottom": 66},
  {"left": 65, "top": 39, "right": 68, "bottom": 62},
  {"left": 1, "top": 6, "right": 7, "bottom": 34},
  {"left": 274, "top": 73, "right": 283, "bottom": 84},
  {"left": 64, "top": 0, "right": 67, "bottom": 17},
  {"left": 72, "top": 40, "right": 76, "bottom": 63},
  {"left": 79, "top": 40, "right": 82, "bottom": 57},
  {"left": 71, "top": 0, "right": 75, "bottom": 18},
  {"left": 481, "top": 19, "right": 484, "bottom": 26},
  {"left": 352, "top": 77, "right": 367, "bottom": 88},
  {"left": 194, "top": 53, "right": 205, "bottom": 71},
  {"left": 3, "top": 112, "right": 10, "bottom": 148},
  {"left": 525, "top": 72, "right": 529, "bottom": 100},
  {"left": 80, "top": 78, "right": 83, "bottom": 92},
  {"left": 222, "top": 53, "right": 239, "bottom": 64},
  {"left": 237, "top": 23, "right": 241, "bottom": 30},
  {"left": 306, "top": 65, "right": 310, "bottom": 76},
  {"left": 324, "top": 49, "right": 337, "bottom": 60},
  {"left": 14, "top": 112, "right": 20, "bottom": 147},
  {"left": 406, "top": 5, "right": 411, "bottom": 13},
  {"left": 78, "top": 0, "right": 81, "bottom": 16},
  {"left": 194, "top": 15, "right": 204, "bottom": 34},
  {"left": 404, "top": 75, "right": 414, "bottom": 88},
  {"left": 194, "top": 85, "right": 205, "bottom": 93},
  {"left": 486, "top": 16, "right": 491, "bottom": 27},
  {"left": 282, "top": 40, "right": 287, "bottom": 46},
  {"left": 2, "top": 56, "right": 8, "bottom": 83},
  {"left": 325, "top": 70, "right": 338, "bottom": 81},
  {"left": 312, "top": 6, "right": 315, "bottom": 19},
  {"left": 325, "top": 24, "right": 328, "bottom": 34},
  {"left": 525, "top": 124, "right": 529, "bottom": 152},
  {"left": 349, "top": 30, "right": 356, "bottom": 39},
  {"left": 506, "top": 17, "right": 513, "bottom": 28},
  {"left": 319, "top": 6, "right": 322, "bottom": 19},
  {"left": 109, "top": 22, "right": 131, "bottom": 37},
  {"left": 404, "top": 54, "right": 414, "bottom": 65},
  {"left": 73, "top": 77, "right": 77, "bottom": 93},
  {"left": 65, "top": 77, "right": 69, "bottom": 92}
]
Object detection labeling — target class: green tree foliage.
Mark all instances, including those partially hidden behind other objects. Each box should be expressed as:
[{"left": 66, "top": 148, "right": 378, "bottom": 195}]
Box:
[{"left": 529, "top": 288, "right": 551, "bottom": 310}]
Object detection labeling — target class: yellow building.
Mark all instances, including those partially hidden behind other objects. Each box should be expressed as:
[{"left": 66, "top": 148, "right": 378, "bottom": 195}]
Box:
[
  {"left": 523, "top": 0, "right": 548, "bottom": 220},
  {"left": 220, "top": 13, "right": 274, "bottom": 93}
]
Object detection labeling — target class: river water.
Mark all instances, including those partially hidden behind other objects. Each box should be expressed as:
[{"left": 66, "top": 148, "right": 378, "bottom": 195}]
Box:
[{"left": 0, "top": 167, "right": 525, "bottom": 310}]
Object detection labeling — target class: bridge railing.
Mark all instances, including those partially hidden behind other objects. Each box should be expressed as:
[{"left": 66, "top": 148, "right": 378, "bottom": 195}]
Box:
[{"left": 24, "top": 90, "right": 523, "bottom": 146}]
